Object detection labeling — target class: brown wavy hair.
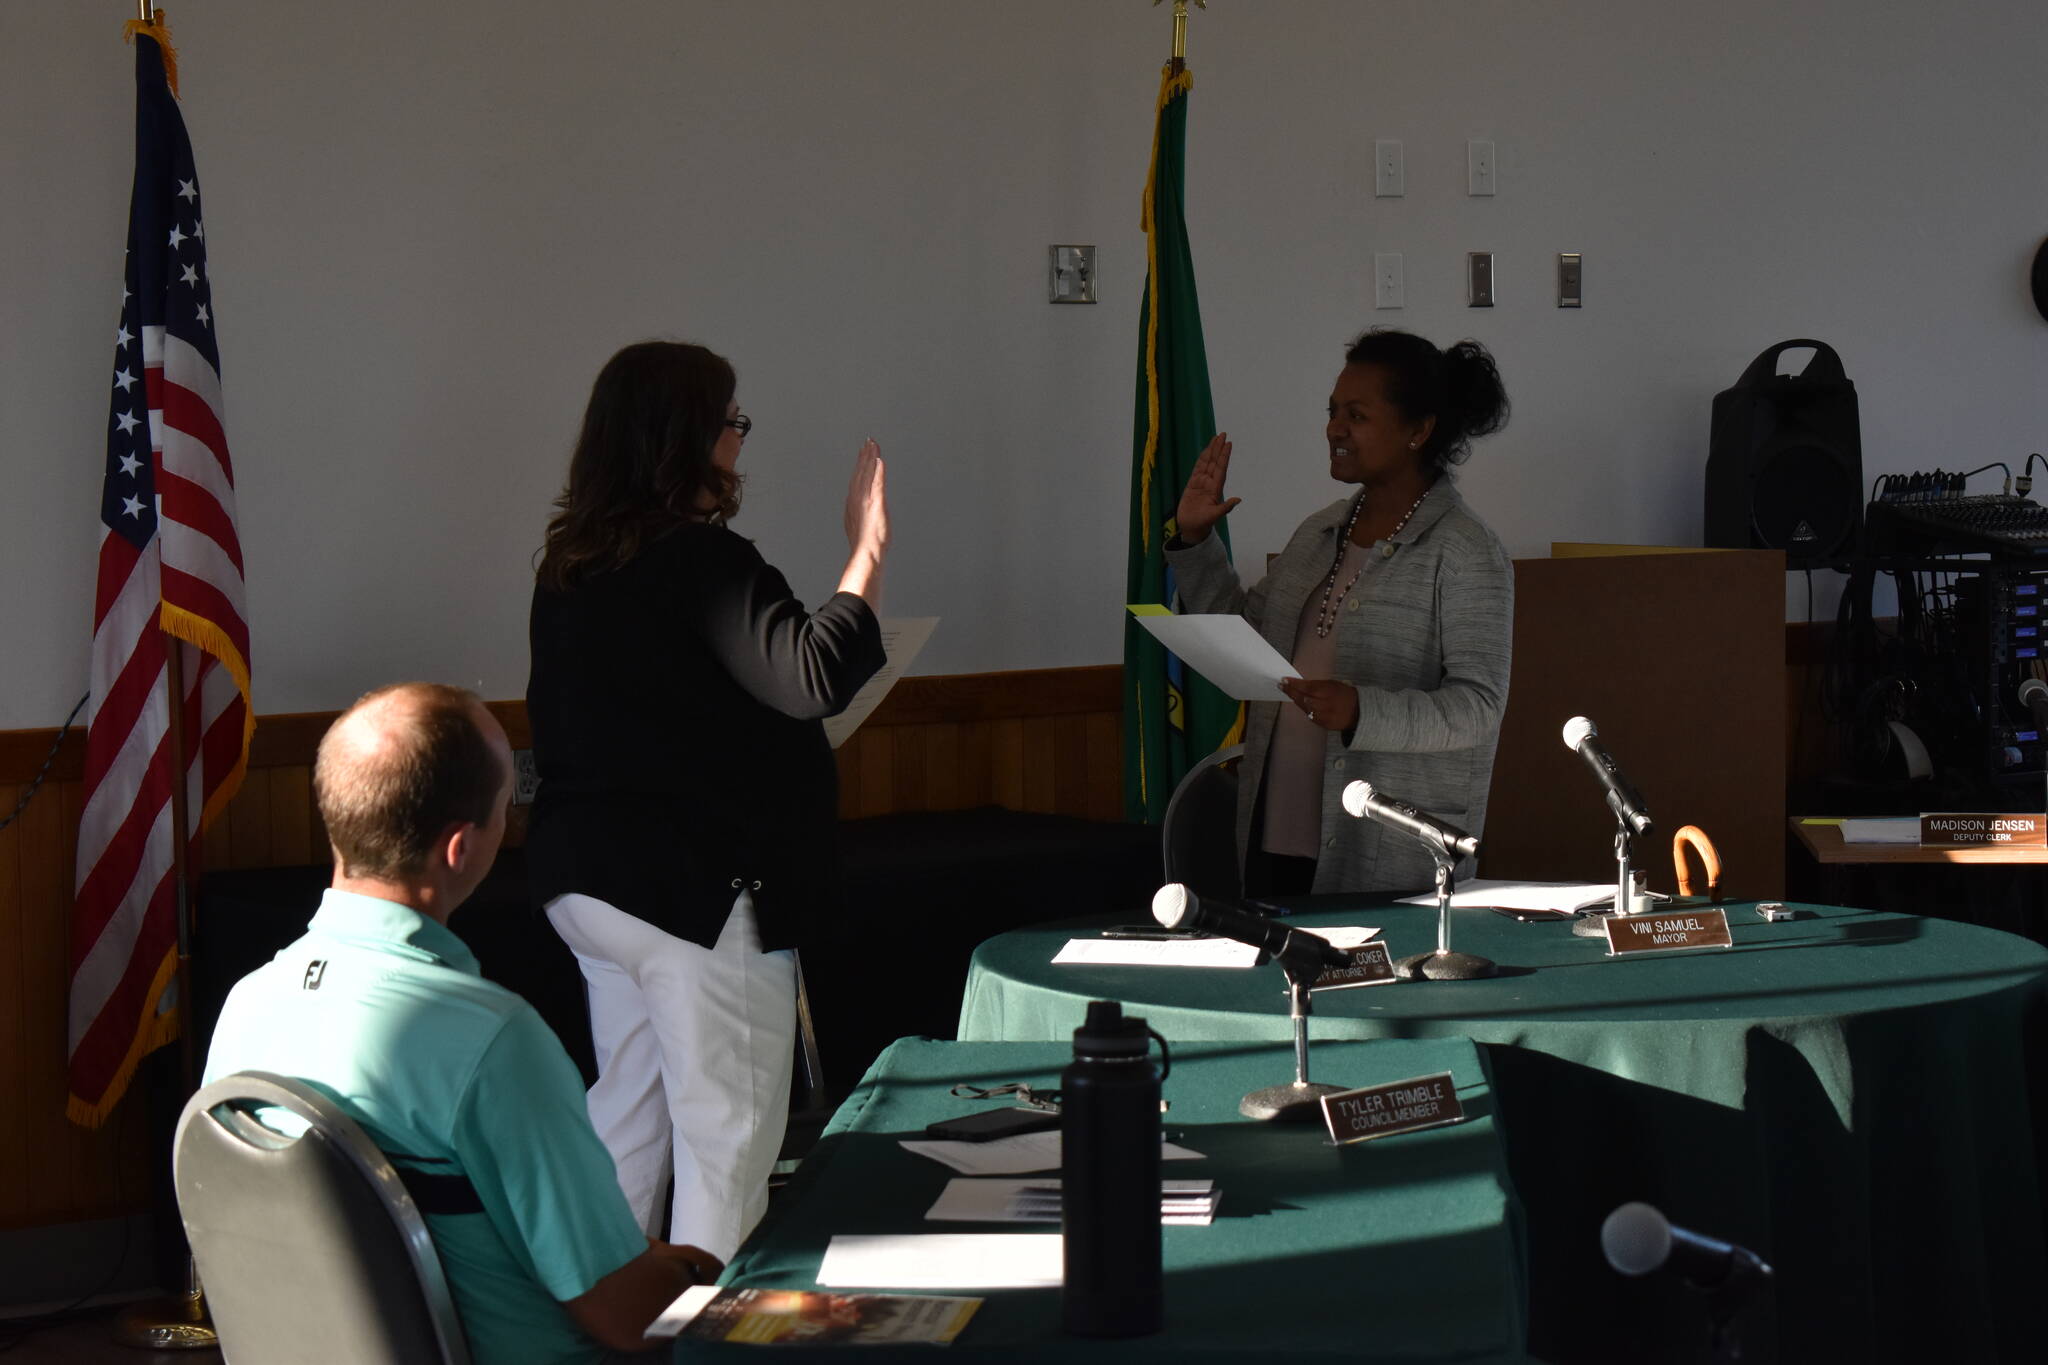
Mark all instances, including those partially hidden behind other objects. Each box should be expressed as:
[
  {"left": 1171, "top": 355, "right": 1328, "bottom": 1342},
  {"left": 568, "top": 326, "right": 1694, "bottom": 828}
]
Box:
[{"left": 536, "top": 341, "right": 740, "bottom": 590}]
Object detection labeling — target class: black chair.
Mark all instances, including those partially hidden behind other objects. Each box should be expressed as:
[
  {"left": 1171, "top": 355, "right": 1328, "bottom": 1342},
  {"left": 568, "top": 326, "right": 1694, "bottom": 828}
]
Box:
[
  {"left": 1161, "top": 744, "right": 1244, "bottom": 901},
  {"left": 173, "top": 1071, "right": 471, "bottom": 1365}
]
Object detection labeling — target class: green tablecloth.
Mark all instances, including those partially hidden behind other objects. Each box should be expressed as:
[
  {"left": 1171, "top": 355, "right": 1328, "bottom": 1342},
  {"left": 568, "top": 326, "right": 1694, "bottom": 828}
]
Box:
[
  {"left": 679, "top": 1037, "right": 1532, "bottom": 1363},
  {"left": 958, "top": 900, "right": 2048, "bottom": 1363}
]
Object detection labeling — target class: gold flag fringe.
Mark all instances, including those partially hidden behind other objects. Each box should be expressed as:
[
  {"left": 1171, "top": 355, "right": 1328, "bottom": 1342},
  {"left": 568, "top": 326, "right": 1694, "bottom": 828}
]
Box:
[
  {"left": 66, "top": 946, "right": 181, "bottom": 1128},
  {"left": 1136, "top": 62, "right": 1194, "bottom": 554},
  {"left": 123, "top": 8, "right": 180, "bottom": 100}
]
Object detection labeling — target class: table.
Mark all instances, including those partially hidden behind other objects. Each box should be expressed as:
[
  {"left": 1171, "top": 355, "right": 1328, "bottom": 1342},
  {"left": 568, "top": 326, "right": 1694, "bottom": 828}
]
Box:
[
  {"left": 679, "top": 1037, "right": 1533, "bottom": 1363},
  {"left": 1788, "top": 818, "right": 2048, "bottom": 945},
  {"left": 1791, "top": 817, "right": 2048, "bottom": 864},
  {"left": 959, "top": 899, "right": 2048, "bottom": 1364}
]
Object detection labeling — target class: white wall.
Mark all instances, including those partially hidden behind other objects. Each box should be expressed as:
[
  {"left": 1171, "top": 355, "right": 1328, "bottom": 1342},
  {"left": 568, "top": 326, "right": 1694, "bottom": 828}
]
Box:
[{"left": 5, "top": 1, "right": 2045, "bottom": 728}]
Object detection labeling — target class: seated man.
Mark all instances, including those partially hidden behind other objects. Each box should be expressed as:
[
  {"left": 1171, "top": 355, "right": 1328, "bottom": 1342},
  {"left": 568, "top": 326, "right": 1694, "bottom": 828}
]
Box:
[{"left": 204, "top": 682, "right": 720, "bottom": 1362}]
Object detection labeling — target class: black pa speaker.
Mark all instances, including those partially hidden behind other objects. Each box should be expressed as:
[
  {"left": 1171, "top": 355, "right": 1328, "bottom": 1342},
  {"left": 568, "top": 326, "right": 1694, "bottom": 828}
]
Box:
[{"left": 1704, "top": 339, "right": 1862, "bottom": 568}]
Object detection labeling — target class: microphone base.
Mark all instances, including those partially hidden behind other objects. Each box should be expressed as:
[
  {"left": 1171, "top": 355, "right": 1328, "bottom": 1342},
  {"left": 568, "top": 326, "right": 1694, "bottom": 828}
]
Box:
[
  {"left": 1394, "top": 949, "right": 1499, "bottom": 981},
  {"left": 1571, "top": 911, "right": 1613, "bottom": 938},
  {"left": 1239, "top": 1081, "right": 1347, "bottom": 1122}
]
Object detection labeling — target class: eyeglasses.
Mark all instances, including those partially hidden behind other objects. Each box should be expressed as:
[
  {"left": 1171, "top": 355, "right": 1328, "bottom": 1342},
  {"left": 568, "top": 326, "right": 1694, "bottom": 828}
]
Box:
[{"left": 723, "top": 414, "right": 752, "bottom": 440}]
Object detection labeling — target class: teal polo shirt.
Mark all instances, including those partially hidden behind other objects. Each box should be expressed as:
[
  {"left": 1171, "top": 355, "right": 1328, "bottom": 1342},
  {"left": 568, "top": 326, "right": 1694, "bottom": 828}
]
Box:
[{"left": 203, "top": 889, "right": 648, "bottom": 1365}]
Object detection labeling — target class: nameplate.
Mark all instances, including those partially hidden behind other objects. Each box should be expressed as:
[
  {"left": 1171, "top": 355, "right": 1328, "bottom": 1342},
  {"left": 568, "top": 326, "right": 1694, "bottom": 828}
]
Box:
[
  {"left": 1603, "top": 908, "right": 1733, "bottom": 956},
  {"left": 1919, "top": 812, "right": 2047, "bottom": 847},
  {"left": 1311, "top": 941, "right": 1398, "bottom": 991},
  {"left": 1320, "top": 1072, "right": 1465, "bottom": 1145}
]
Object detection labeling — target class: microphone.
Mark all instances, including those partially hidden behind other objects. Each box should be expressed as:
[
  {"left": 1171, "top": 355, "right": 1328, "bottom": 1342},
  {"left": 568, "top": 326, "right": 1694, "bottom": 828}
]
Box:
[
  {"left": 1601, "top": 1202, "right": 1772, "bottom": 1289},
  {"left": 1340, "top": 781, "right": 1479, "bottom": 860},
  {"left": 1562, "top": 717, "right": 1654, "bottom": 837},
  {"left": 1151, "top": 884, "right": 1348, "bottom": 970},
  {"left": 2020, "top": 677, "right": 2048, "bottom": 732}
]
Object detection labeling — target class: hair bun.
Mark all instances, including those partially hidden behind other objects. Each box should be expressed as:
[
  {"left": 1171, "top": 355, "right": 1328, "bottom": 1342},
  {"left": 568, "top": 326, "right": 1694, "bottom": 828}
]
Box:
[{"left": 1442, "top": 340, "right": 1509, "bottom": 440}]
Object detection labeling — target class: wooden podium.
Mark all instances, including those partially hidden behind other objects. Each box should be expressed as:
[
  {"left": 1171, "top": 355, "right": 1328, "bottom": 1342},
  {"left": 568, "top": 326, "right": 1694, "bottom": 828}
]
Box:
[{"left": 1481, "top": 547, "right": 1787, "bottom": 900}]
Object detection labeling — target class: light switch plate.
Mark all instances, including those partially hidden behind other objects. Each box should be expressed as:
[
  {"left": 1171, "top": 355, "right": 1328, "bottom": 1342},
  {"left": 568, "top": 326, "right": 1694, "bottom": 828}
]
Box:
[
  {"left": 1468, "top": 252, "right": 1494, "bottom": 306},
  {"left": 1374, "top": 140, "right": 1404, "bottom": 197},
  {"left": 1374, "top": 252, "right": 1404, "bottom": 309},
  {"left": 1558, "top": 252, "right": 1583, "bottom": 308},
  {"left": 1467, "top": 140, "right": 1496, "bottom": 196},
  {"left": 1049, "top": 245, "right": 1097, "bottom": 304}
]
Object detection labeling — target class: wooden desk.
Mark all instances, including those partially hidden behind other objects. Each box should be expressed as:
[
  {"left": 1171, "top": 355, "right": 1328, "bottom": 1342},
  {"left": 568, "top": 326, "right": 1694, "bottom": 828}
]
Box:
[{"left": 1791, "top": 818, "right": 2048, "bottom": 865}]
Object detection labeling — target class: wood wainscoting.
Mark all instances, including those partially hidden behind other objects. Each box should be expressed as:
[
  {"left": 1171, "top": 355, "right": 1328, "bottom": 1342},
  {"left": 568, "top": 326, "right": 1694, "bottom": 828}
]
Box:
[{"left": 0, "top": 665, "right": 1125, "bottom": 1232}]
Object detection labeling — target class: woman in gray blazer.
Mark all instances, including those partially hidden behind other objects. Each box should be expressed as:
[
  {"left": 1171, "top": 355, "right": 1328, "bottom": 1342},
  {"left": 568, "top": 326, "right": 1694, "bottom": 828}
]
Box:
[{"left": 1166, "top": 329, "right": 1512, "bottom": 896}]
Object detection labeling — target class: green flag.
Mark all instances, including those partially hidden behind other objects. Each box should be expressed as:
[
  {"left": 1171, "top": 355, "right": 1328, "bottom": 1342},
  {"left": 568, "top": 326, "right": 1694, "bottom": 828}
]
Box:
[{"left": 1124, "top": 61, "right": 1243, "bottom": 824}]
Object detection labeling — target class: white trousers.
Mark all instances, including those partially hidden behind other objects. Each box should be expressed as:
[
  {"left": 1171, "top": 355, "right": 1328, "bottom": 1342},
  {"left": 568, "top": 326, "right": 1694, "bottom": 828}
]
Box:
[{"left": 544, "top": 891, "right": 796, "bottom": 1262}]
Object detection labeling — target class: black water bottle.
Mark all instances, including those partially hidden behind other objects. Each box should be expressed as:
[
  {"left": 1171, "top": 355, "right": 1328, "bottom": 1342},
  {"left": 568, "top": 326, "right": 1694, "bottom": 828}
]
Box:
[{"left": 1060, "top": 999, "right": 1166, "bottom": 1337}]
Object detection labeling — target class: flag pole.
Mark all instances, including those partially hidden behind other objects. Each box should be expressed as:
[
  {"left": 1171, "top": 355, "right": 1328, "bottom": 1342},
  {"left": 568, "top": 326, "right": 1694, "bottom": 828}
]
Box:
[
  {"left": 112, "top": 645, "right": 218, "bottom": 1355},
  {"left": 1154, "top": 0, "right": 1205, "bottom": 73},
  {"left": 162, "top": 643, "right": 199, "bottom": 1100},
  {"left": 114, "top": 7, "right": 215, "bottom": 1338},
  {"left": 111, "top": 636, "right": 218, "bottom": 1350}
]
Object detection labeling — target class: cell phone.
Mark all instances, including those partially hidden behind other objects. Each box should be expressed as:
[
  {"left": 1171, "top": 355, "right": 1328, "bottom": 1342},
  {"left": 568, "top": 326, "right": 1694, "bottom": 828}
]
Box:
[
  {"left": 925, "top": 1107, "right": 1063, "bottom": 1143},
  {"left": 1100, "top": 925, "right": 1212, "bottom": 940}
]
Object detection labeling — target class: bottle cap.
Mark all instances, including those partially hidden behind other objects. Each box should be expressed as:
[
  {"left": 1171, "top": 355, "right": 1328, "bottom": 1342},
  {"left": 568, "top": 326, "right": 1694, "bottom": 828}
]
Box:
[{"left": 1073, "top": 1000, "right": 1149, "bottom": 1058}]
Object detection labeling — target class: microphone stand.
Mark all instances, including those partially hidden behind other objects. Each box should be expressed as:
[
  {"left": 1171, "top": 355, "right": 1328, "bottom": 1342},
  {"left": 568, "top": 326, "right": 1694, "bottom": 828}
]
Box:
[
  {"left": 1394, "top": 854, "right": 1500, "bottom": 980},
  {"left": 1238, "top": 936, "right": 1349, "bottom": 1122},
  {"left": 1574, "top": 794, "right": 1643, "bottom": 938}
]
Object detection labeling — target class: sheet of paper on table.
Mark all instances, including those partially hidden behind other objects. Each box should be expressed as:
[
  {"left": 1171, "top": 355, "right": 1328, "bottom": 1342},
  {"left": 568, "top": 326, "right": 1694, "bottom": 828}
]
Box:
[
  {"left": 822, "top": 617, "right": 938, "bottom": 749},
  {"left": 1394, "top": 878, "right": 1615, "bottom": 913},
  {"left": 1837, "top": 817, "right": 1919, "bottom": 844},
  {"left": 1127, "top": 606, "right": 1299, "bottom": 700},
  {"left": 898, "top": 1129, "right": 1204, "bottom": 1176},
  {"left": 817, "top": 1233, "right": 1063, "bottom": 1289},
  {"left": 1052, "top": 925, "right": 1381, "bottom": 969},
  {"left": 926, "top": 1177, "right": 1218, "bottom": 1226}
]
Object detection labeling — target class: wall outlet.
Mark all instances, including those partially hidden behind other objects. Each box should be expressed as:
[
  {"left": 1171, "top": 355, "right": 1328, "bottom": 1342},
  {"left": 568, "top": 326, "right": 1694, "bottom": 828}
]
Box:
[
  {"left": 513, "top": 748, "right": 541, "bottom": 805},
  {"left": 1468, "top": 251, "right": 1494, "bottom": 306},
  {"left": 1374, "top": 252, "right": 1405, "bottom": 309}
]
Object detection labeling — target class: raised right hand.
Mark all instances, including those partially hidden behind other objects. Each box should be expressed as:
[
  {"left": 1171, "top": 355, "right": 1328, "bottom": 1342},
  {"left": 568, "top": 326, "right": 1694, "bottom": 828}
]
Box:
[
  {"left": 843, "top": 438, "right": 889, "bottom": 557},
  {"left": 1174, "top": 432, "right": 1239, "bottom": 543}
]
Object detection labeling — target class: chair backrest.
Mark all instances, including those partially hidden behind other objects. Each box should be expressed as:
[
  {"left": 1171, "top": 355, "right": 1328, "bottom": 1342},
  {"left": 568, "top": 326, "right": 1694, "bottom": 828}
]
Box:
[
  {"left": 173, "top": 1071, "right": 472, "bottom": 1365},
  {"left": 1161, "top": 744, "right": 1244, "bottom": 902}
]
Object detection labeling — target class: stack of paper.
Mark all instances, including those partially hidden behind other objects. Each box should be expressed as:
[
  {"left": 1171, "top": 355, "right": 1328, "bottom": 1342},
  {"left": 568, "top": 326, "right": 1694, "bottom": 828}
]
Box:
[
  {"left": 926, "top": 1178, "right": 1218, "bottom": 1226},
  {"left": 1052, "top": 924, "right": 1381, "bottom": 969},
  {"left": 1837, "top": 817, "right": 1918, "bottom": 844},
  {"left": 898, "top": 1129, "right": 1204, "bottom": 1175},
  {"left": 817, "top": 1234, "right": 1063, "bottom": 1289},
  {"left": 1394, "top": 879, "right": 1615, "bottom": 913}
]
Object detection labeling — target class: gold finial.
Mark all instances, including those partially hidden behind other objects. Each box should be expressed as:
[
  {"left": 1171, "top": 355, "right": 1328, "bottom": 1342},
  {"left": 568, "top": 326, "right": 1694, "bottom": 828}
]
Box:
[{"left": 1153, "top": 0, "right": 1206, "bottom": 69}]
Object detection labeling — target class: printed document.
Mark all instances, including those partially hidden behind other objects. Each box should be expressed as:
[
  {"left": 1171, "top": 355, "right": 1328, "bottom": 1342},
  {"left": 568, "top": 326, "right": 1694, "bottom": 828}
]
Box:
[
  {"left": 1128, "top": 606, "right": 1298, "bottom": 700},
  {"left": 824, "top": 617, "right": 938, "bottom": 749}
]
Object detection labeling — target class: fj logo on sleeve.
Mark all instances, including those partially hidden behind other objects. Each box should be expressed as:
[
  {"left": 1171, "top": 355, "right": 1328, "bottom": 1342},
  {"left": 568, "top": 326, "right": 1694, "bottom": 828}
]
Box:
[{"left": 303, "top": 960, "right": 327, "bottom": 991}]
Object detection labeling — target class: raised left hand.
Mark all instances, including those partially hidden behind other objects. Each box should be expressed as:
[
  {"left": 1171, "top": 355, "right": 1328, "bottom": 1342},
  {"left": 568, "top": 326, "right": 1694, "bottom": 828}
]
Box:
[{"left": 1278, "top": 677, "right": 1358, "bottom": 734}]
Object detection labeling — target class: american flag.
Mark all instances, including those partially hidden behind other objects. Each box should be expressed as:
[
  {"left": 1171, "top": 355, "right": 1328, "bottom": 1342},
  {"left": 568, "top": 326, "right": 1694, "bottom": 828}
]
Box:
[{"left": 69, "top": 24, "right": 252, "bottom": 1127}]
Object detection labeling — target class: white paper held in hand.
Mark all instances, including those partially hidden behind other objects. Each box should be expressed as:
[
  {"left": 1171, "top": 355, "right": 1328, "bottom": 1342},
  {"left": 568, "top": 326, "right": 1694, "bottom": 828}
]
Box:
[
  {"left": 823, "top": 617, "right": 939, "bottom": 749},
  {"left": 1128, "top": 609, "right": 1297, "bottom": 701}
]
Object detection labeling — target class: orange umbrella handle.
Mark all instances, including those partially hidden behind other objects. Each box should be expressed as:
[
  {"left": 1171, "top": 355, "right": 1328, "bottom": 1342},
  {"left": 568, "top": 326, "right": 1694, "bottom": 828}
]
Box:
[{"left": 1673, "top": 825, "right": 1722, "bottom": 903}]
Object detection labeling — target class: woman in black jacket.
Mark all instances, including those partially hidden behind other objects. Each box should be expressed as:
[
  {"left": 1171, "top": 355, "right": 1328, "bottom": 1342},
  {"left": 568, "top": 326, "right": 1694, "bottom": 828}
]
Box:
[{"left": 526, "top": 340, "right": 887, "bottom": 1259}]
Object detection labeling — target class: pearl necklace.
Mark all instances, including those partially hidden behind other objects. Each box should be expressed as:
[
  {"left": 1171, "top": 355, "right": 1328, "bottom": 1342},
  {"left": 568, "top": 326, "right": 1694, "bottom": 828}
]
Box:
[{"left": 1312, "top": 487, "right": 1432, "bottom": 638}]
